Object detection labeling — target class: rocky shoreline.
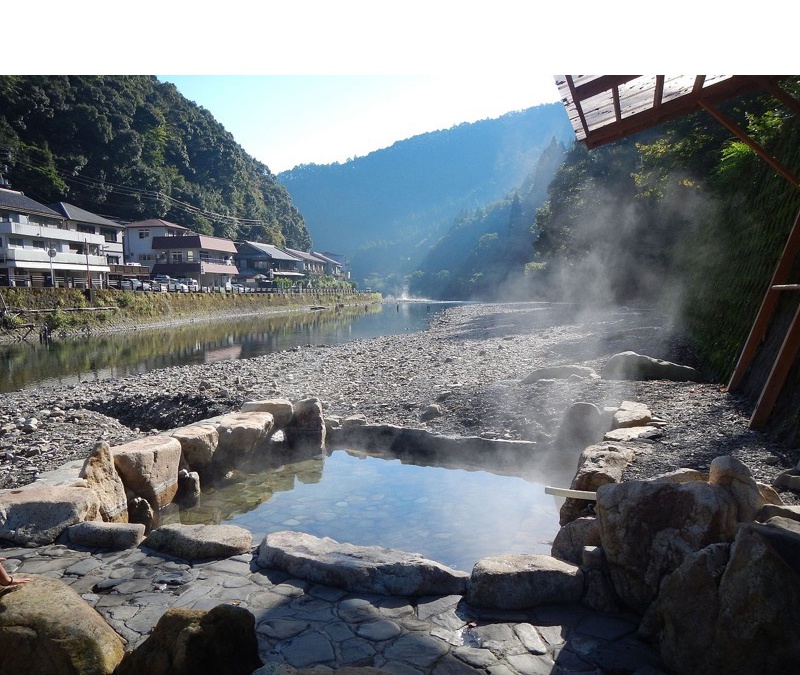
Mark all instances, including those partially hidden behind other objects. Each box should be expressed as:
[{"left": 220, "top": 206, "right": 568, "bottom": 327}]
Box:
[
  {"left": 3, "top": 300, "right": 800, "bottom": 674},
  {"left": 2, "top": 301, "right": 797, "bottom": 500}
]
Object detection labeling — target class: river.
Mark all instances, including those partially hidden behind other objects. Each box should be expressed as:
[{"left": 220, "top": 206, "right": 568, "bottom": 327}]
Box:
[{"left": 0, "top": 301, "right": 462, "bottom": 393}]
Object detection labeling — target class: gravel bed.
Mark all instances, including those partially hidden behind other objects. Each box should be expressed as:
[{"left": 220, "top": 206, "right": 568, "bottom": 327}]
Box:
[{"left": 2, "top": 302, "right": 797, "bottom": 503}]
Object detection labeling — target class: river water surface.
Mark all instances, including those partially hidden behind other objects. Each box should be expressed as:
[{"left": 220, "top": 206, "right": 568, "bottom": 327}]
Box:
[{"left": 1, "top": 301, "right": 460, "bottom": 393}]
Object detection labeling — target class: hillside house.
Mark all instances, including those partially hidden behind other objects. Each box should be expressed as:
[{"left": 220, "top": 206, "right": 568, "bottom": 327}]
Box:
[
  {"left": 123, "top": 219, "right": 191, "bottom": 270},
  {"left": 0, "top": 188, "right": 110, "bottom": 288},
  {"left": 149, "top": 233, "right": 239, "bottom": 289},
  {"left": 234, "top": 241, "right": 304, "bottom": 284}
]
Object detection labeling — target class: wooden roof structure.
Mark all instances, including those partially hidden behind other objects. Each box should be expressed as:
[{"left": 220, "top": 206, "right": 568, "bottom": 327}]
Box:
[
  {"left": 556, "top": 75, "right": 800, "bottom": 431},
  {"left": 555, "top": 75, "right": 800, "bottom": 186}
]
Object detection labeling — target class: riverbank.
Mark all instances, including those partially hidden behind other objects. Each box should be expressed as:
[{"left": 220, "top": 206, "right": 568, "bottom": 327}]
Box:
[
  {"left": 0, "top": 287, "right": 381, "bottom": 341},
  {"left": 2, "top": 301, "right": 797, "bottom": 501}
]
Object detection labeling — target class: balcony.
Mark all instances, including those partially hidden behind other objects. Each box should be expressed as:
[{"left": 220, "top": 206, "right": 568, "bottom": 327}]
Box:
[
  {"left": 0, "top": 248, "right": 110, "bottom": 271},
  {"left": 0, "top": 221, "right": 106, "bottom": 246}
]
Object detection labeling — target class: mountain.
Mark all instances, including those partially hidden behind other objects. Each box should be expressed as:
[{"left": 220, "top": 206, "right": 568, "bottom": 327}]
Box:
[
  {"left": 0, "top": 75, "right": 311, "bottom": 249},
  {"left": 277, "top": 103, "right": 573, "bottom": 284},
  {"left": 408, "top": 137, "right": 567, "bottom": 299}
]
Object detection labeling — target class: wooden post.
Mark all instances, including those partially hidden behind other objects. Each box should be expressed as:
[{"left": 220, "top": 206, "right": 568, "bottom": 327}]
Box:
[{"left": 729, "top": 208, "right": 800, "bottom": 391}]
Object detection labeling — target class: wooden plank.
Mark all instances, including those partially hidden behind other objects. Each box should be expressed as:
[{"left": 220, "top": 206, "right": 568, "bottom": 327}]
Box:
[
  {"left": 750, "top": 302, "right": 800, "bottom": 428},
  {"left": 729, "top": 208, "right": 800, "bottom": 390},
  {"left": 544, "top": 486, "right": 597, "bottom": 500}
]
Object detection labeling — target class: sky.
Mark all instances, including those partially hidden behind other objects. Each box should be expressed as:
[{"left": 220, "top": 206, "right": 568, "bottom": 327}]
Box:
[
  {"left": 157, "top": 75, "right": 562, "bottom": 173},
  {"left": 6, "top": 2, "right": 787, "bottom": 175}
]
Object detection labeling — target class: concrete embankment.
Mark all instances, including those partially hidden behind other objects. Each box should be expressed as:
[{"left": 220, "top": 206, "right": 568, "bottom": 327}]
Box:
[{"left": 0, "top": 287, "right": 381, "bottom": 338}]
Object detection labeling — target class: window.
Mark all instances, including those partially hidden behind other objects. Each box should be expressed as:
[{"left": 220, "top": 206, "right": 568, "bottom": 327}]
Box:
[
  {"left": 77, "top": 224, "right": 95, "bottom": 235},
  {"left": 33, "top": 240, "right": 46, "bottom": 250},
  {"left": 171, "top": 252, "right": 183, "bottom": 264},
  {"left": 138, "top": 229, "right": 150, "bottom": 239},
  {"left": 199, "top": 251, "right": 210, "bottom": 262},
  {"left": 186, "top": 251, "right": 194, "bottom": 261},
  {"left": 101, "top": 228, "right": 117, "bottom": 243},
  {"left": 138, "top": 254, "right": 153, "bottom": 263},
  {"left": 8, "top": 237, "right": 24, "bottom": 248}
]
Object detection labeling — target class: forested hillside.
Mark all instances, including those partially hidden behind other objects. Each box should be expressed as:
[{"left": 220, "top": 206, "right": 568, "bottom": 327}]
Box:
[
  {"left": 0, "top": 76, "right": 311, "bottom": 249},
  {"left": 407, "top": 137, "right": 567, "bottom": 299},
  {"left": 278, "top": 104, "right": 573, "bottom": 284}
]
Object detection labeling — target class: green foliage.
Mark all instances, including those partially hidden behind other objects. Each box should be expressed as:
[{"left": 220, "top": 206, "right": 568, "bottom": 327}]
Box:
[{"left": 0, "top": 76, "right": 311, "bottom": 249}]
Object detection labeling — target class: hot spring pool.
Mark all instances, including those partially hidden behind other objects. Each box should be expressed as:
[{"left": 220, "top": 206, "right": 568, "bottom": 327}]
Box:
[{"left": 178, "top": 448, "right": 561, "bottom": 572}]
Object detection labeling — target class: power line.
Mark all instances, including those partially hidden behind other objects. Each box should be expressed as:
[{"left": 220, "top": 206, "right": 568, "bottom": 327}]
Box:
[{"left": 1, "top": 148, "right": 276, "bottom": 227}]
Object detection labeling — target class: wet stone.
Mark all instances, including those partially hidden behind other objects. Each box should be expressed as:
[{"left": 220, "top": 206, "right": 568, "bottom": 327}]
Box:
[
  {"left": 513, "top": 623, "right": 549, "bottom": 655},
  {"left": 152, "top": 570, "right": 196, "bottom": 586},
  {"left": 64, "top": 557, "right": 107, "bottom": 576},
  {"left": 355, "top": 618, "right": 403, "bottom": 641},
  {"left": 453, "top": 646, "right": 499, "bottom": 668},
  {"left": 505, "top": 652, "right": 558, "bottom": 675},
  {"left": 278, "top": 630, "right": 335, "bottom": 668},
  {"left": 384, "top": 632, "right": 450, "bottom": 668},
  {"left": 340, "top": 637, "right": 378, "bottom": 665}
]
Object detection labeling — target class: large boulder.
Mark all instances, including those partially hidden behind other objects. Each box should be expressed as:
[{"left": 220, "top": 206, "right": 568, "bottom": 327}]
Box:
[
  {"left": 709, "top": 518, "right": 800, "bottom": 673},
  {"left": 0, "top": 485, "right": 101, "bottom": 547},
  {"left": 596, "top": 479, "right": 738, "bottom": 612},
  {"left": 143, "top": 523, "right": 253, "bottom": 560},
  {"left": 559, "top": 442, "right": 637, "bottom": 525},
  {"left": 0, "top": 575, "right": 125, "bottom": 674},
  {"left": 240, "top": 398, "right": 294, "bottom": 427},
  {"left": 708, "top": 455, "right": 764, "bottom": 523},
  {"left": 114, "top": 605, "right": 261, "bottom": 675},
  {"left": 257, "top": 530, "right": 468, "bottom": 596},
  {"left": 111, "top": 435, "right": 183, "bottom": 510},
  {"left": 551, "top": 516, "right": 600, "bottom": 564},
  {"left": 169, "top": 423, "right": 219, "bottom": 474},
  {"left": 466, "top": 554, "right": 584, "bottom": 609},
  {"left": 553, "top": 402, "right": 607, "bottom": 451},
  {"left": 639, "top": 543, "right": 732, "bottom": 675},
  {"left": 285, "top": 397, "right": 326, "bottom": 450},
  {"left": 79, "top": 441, "right": 128, "bottom": 523},
  {"left": 642, "top": 518, "right": 800, "bottom": 674},
  {"left": 213, "top": 411, "right": 275, "bottom": 467},
  {"left": 602, "top": 351, "right": 702, "bottom": 382}
]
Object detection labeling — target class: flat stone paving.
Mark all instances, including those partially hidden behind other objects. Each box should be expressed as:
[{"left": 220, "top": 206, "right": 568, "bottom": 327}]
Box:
[{"left": 1, "top": 544, "right": 665, "bottom": 674}]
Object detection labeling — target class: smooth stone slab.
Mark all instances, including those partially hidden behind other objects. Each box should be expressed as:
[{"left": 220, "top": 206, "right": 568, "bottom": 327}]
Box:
[
  {"left": 0, "top": 485, "right": 101, "bottom": 547},
  {"left": 143, "top": 523, "right": 253, "bottom": 560},
  {"left": 602, "top": 351, "right": 702, "bottom": 382},
  {"left": 111, "top": 435, "right": 183, "bottom": 509},
  {"left": 240, "top": 398, "right": 293, "bottom": 428},
  {"left": 67, "top": 521, "right": 146, "bottom": 550},
  {"left": 466, "top": 554, "right": 584, "bottom": 610},
  {"left": 256, "top": 530, "right": 468, "bottom": 596}
]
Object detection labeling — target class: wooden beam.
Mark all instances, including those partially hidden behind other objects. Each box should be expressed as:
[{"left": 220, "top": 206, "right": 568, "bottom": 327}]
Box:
[
  {"left": 565, "top": 75, "right": 591, "bottom": 141},
  {"left": 750, "top": 302, "right": 800, "bottom": 428},
  {"left": 698, "top": 102, "right": 800, "bottom": 187},
  {"left": 692, "top": 75, "right": 706, "bottom": 94},
  {"left": 582, "top": 76, "right": 770, "bottom": 149},
  {"left": 572, "top": 76, "right": 641, "bottom": 102},
  {"left": 729, "top": 208, "right": 800, "bottom": 390},
  {"left": 654, "top": 75, "right": 665, "bottom": 109},
  {"left": 755, "top": 76, "right": 800, "bottom": 117}
]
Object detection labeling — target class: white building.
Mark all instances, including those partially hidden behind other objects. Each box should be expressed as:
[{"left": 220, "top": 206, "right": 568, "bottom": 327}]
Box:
[
  {"left": 0, "top": 188, "right": 110, "bottom": 288},
  {"left": 123, "top": 218, "right": 190, "bottom": 269}
]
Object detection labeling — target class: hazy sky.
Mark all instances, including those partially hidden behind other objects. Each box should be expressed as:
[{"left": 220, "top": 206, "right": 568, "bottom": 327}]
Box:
[
  {"left": 8, "top": 1, "right": 783, "bottom": 177},
  {"left": 157, "top": 75, "right": 562, "bottom": 173}
]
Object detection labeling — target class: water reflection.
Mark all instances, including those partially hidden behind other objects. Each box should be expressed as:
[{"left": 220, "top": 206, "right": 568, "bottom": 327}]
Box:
[
  {"left": 177, "top": 448, "right": 559, "bottom": 572},
  {"left": 0, "top": 302, "right": 459, "bottom": 392}
]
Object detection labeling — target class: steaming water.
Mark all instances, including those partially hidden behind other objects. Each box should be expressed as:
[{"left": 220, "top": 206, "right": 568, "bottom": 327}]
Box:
[{"left": 178, "top": 448, "right": 560, "bottom": 571}]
